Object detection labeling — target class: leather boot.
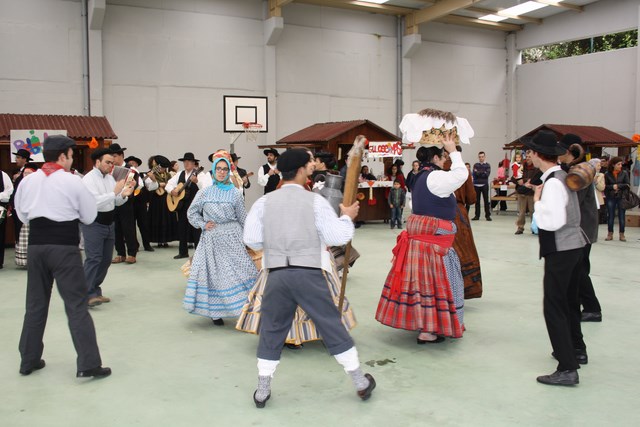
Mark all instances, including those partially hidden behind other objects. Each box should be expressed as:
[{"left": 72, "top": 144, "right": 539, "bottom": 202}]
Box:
[
  {"left": 620, "top": 233, "right": 626, "bottom": 242},
  {"left": 605, "top": 232, "right": 613, "bottom": 241}
]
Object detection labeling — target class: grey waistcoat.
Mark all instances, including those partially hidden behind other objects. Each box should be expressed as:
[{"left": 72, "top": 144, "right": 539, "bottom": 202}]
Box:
[
  {"left": 538, "top": 170, "right": 588, "bottom": 258},
  {"left": 263, "top": 185, "right": 322, "bottom": 269}
]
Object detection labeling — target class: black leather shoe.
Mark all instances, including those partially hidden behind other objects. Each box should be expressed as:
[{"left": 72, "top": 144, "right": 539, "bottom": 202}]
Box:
[
  {"left": 285, "top": 343, "right": 303, "bottom": 350},
  {"left": 471, "top": 217, "right": 479, "bottom": 221},
  {"left": 515, "top": 229, "right": 524, "bottom": 235},
  {"left": 536, "top": 369, "right": 578, "bottom": 386},
  {"left": 173, "top": 254, "right": 189, "bottom": 259},
  {"left": 486, "top": 217, "right": 492, "bottom": 221},
  {"left": 20, "top": 359, "right": 46, "bottom": 376},
  {"left": 144, "top": 246, "right": 155, "bottom": 252},
  {"left": 357, "top": 373, "right": 376, "bottom": 401},
  {"left": 253, "top": 391, "right": 270, "bottom": 408},
  {"left": 212, "top": 318, "right": 224, "bottom": 326},
  {"left": 77, "top": 366, "right": 112, "bottom": 379},
  {"left": 581, "top": 312, "right": 602, "bottom": 322},
  {"left": 417, "top": 336, "right": 445, "bottom": 345}
]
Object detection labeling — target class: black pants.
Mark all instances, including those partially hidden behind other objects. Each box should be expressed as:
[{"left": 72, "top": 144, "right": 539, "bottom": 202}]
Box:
[
  {"left": 177, "top": 207, "right": 200, "bottom": 256},
  {"left": 0, "top": 211, "right": 6, "bottom": 267},
  {"left": 19, "top": 245, "right": 102, "bottom": 371},
  {"left": 474, "top": 184, "right": 491, "bottom": 219},
  {"left": 133, "top": 197, "right": 152, "bottom": 250},
  {"left": 257, "top": 267, "right": 354, "bottom": 360},
  {"left": 114, "top": 202, "right": 138, "bottom": 257},
  {"left": 13, "top": 212, "right": 23, "bottom": 244},
  {"left": 578, "top": 244, "right": 601, "bottom": 313},
  {"left": 543, "top": 248, "right": 585, "bottom": 371}
]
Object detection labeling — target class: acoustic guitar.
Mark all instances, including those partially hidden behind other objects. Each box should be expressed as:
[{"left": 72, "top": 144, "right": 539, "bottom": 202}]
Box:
[{"left": 167, "top": 167, "right": 204, "bottom": 212}]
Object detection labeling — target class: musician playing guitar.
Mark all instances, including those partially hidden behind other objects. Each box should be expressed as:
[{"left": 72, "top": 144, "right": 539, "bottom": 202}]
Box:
[{"left": 166, "top": 152, "right": 205, "bottom": 259}]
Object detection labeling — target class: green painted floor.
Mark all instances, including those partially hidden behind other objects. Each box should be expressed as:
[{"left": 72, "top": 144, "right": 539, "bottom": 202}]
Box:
[{"left": 1, "top": 214, "right": 638, "bottom": 427}]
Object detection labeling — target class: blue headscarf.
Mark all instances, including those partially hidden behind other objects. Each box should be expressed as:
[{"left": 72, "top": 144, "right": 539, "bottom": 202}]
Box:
[{"left": 211, "top": 158, "right": 234, "bottom": 191}]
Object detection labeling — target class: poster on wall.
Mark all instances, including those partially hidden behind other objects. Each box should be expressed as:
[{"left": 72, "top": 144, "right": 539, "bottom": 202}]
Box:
[
  {"left": 367, "top": 141, "right": 403, "bottom": 158},
  {"left": 10, "top": 129, "right": 68, "bottom": 163}
]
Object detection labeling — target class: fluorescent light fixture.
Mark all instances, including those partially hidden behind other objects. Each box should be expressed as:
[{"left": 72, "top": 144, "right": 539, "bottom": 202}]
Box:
[
  {"left": 361, "top": 0, "right": 388, "bottom": 4},
  {"left": 479, "top": 14, "right": 508, "bottom": 22},
  {"left": 501, "top": 1, "right": 547, "bottom": 16}
]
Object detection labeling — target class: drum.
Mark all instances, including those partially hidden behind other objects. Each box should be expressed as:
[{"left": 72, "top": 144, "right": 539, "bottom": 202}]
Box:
[{"left": 567, "top": 161, "right": 595, "bottom": 191}]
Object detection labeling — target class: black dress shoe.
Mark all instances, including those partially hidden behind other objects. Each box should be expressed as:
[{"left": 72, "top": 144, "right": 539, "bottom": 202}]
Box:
[
  {"left": 212, "top": 318, "right": 225, "bottom": 326},
  {"left": 417, "top": 335, "right": 445, "bottom": 345},
  {"left": 471, "top": 217, "right": 479, "bottom": 221},
  {"left": 253, "top": 390, "right": 270, "bottom": 408},
  {"left": 284, "top": 343, "right": 303, "bottom": 350},
  {"left": 581, "top": 311, "right": 602, "bottom": 322},
  {"left": 536, "top": 369, "right": 578, "bottom": 386},
  {"left": 357, "top": 373, "right": 376, "bottom": 401},
  {"left": 77, "top": 366, "right": 112, "bottom": 379},
  {"left": 486, "top": 217, "right": 492, "bottom": 221},
  {"left": 144, "top": 247, "right": 155, "bottom": 252},
  {"left": 20, "top": 359, "right": 46, "bottom": 376},
  {"left": 174, "top": 254, "right": 189, "bottom": 259}
]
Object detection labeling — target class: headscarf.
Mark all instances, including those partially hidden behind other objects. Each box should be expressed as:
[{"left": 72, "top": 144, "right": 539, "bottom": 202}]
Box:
[
  {"left": 588, "top": 158, "right": 601, "bottom": 168},
  {"left": 211, "top": 157, "right": 234, "bottom": 191}
]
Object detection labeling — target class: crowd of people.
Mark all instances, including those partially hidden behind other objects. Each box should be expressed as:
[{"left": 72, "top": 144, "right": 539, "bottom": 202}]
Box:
[{"left": 0, "top": 122, "right": 633, "bottom": 407}]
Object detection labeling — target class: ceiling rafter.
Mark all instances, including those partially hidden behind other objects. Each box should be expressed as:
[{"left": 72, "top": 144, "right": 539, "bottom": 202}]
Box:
[
  {"left": 437, "top": 14, "right": 523, "bottom": 32},
  {"left": 466, "top": 6, "right": 543, "bottom": 25},
  {"left": 537, "top": 1, "right": 584, "bottom": 12},
  {"left": 413, "top": 0, "right": 483, "bottom": 26},
  {"left": 294, "top": 0, "right": 414, "bottom": 16}
]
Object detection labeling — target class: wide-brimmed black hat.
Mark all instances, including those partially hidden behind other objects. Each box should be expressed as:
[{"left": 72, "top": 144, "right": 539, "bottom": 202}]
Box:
[
  {"left": 109, "top": 143, "right": 126, "bottom": 154},
  {"left": 154, "top": 155, "right": 171, "bottom": 168},
  {"left": 521, "top": 130, "right": 565, "bottom": 156},
  {"left": 13, "top": 149, "right": 33, "bottom": 161},
  {"left": 178, "top": 152, "right": 199, "bottom": 162},
  {"left": 263, "top": 148, "right": 279, "bottom": 157},
  {"left": 558, "top": 133, "right": 582, "bottom": 150},
  {"left": 230, "top": 153, "right": 241, "bottom": 162},
  {"left": 91, "top": 148, "right": 113, "bottom": 161},
  {"left": 124, "top": 156, "right": 142, "bottom": 166}
]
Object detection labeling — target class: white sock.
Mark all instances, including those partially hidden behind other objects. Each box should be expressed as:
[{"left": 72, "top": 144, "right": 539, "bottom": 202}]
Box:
[
  {"left": 257, "top": 358, "right": 279, "bottom": 377},
  {"left": 333, "top": 347, "right": 360, "bottom": 373}
]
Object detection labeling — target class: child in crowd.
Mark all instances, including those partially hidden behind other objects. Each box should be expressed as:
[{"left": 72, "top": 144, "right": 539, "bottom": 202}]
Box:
[
  {"left": 511, "top": 152, "right": 523, "bottom": 180},
  {"left": 388, "top": 179, "right": 405, "bottom": 229}
]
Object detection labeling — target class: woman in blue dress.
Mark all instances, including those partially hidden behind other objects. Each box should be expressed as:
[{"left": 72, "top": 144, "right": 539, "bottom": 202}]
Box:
[{"left": 183, "top": 152, "right": 258, "bottom": 325}]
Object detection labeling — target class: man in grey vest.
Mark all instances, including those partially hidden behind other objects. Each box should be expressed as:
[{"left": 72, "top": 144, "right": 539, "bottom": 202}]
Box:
[
  {"left": 244, "top": 148, "right": 375, "bottom": 408},
  {"left": 525, "top": 131, "right": 588, "bottom": 386}
]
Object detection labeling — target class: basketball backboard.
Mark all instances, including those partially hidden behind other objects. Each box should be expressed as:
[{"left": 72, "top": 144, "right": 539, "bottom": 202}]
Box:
[{"left": 223, "top": 95, "right": 268, "bottom": 133}]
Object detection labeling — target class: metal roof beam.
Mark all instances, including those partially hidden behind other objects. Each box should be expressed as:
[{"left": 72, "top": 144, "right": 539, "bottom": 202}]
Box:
[{"left": 413, "top": 0, "right": 482, "bottom": 25}]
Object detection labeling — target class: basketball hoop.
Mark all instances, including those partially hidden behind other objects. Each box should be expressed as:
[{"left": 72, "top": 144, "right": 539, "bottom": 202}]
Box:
[{"left": 243, "top": 122, "right": 263, "bottom": 143}]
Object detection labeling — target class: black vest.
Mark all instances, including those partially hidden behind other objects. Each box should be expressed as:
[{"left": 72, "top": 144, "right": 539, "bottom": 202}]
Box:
[
  {"left": 263, "top": 164, "right": 280, "bottom": 194},
  {"left": 411, "top": 166, "right": 456, "bottom": 221},
  {"left": 179, "top": 170, "right": 199, "bottom": 208}
]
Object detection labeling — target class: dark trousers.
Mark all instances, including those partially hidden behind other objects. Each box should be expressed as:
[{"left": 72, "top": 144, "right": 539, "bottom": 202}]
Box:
[
  {"left": 578, "top": 244, "right": 601, "bottom": 313},
  {"left": 177, "top": 207, "right": 200, "bottom": 256},
  {"left": 0, "top": 212, "right": 6, "bottom": 267},
  {"left": 257, "top": 267, "right": 354, "bottom": 360},
  {"left": 13, "top": 213, "right": 23, "bottom": 244},
  {"left": 133, "top": 197, "right": 152, "bottom": 250},
  {"left": 390, "top": 207, "right": 402, "bottom": 228},
  {"left": 543, "top": 248, "right": 585, "bottom": 371},
  {"left": 19, "top": 245, "right": 102, "bottom": 371},
  {"left": 114, "top": 202, "right": 138, "bottom": 257},
  {"left": 606, "top": 197, "right": 625, "bottom": 233},
  {"left": 81, "top": 222, "right": 115, "bottom": 299},
  {"left": 474, "top": 184, "right": 491, "bottom": 219}
]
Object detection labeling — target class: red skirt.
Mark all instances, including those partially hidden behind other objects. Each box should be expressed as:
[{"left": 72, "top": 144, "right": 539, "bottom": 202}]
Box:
[{"left": 375, "top": 214, "right": 463, "bottom": 338}]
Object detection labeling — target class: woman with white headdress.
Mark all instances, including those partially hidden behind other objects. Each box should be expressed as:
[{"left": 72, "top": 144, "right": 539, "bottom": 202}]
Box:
[{"left": 183, "top": 151, "right": 258, "bottom": 325}]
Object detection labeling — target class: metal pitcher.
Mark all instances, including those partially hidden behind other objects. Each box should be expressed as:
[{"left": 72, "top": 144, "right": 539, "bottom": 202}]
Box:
[{"left": 314, "top": 173, "right": 343, "bottom": 215}]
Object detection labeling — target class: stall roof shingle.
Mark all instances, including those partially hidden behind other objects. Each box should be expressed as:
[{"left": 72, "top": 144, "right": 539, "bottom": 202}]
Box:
[
  {"left": 0, "top": 113, "right": 117, "bottom": 140},
  {"left": 505, "top": 124, "right": 633, "bottom": 149},
  {"left": 277, "top": 120, "right": 399, "bottom": 144}
]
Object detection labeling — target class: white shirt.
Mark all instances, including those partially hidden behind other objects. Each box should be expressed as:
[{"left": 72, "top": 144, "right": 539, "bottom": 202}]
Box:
[
  {"left": 166, "top": 169, "right": 212, "bottom": 192},
  {"left": 425, "top": 151, "right": 469, "bottom": 198},
  {"left": 244, "top": 183, "right": 354, "bottom": 272},
  {"left": 533, "top": 165, "right": 568, "bottom": 231},
  {"left": 0, "top": 171, "right": 13, "bottom": 203},
  {"left": 82, "top": 167, "right": 127, "bottom": 212},
  {"left": 257, "top": 162, "right": 281, "bottom": 187},
  {"left": 15, "top": 169, "right": 97, "bottom": 225}
]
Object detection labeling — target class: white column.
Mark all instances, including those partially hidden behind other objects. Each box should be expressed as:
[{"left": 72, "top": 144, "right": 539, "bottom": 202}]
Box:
[
  {"left": 264, "top": 16, "right": 283, "bottom": 144},
  {"left": 506, "top": 33, "right": 520, "bottom": 142},
  {"left": 88, "top": 0, "right": 105, "bottom": 116}
]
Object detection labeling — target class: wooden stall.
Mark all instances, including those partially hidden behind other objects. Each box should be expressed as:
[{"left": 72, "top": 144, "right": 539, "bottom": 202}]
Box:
[
  {"left": 1, "top": 113, "right": 118, "bottom": 245},
  {"left": 263, "top": 119, "right": 406, "bottom": 222}
]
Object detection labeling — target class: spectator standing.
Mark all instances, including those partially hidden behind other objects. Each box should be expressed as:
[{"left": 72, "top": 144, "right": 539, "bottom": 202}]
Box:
[{"left": 472, "top": 151, "right": 491, "bottom": 221}]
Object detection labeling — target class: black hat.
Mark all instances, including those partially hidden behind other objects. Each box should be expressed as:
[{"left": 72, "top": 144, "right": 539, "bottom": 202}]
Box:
[
  {"left": 124, "top": 156, "right": 142, "bottom": 166},
  {"left": 230, "top": 153, "right": 241, "bottom": 162},
  {"left": 13, "top": 148, "right": 33, "bottom": 161},
  {"left": 178, "top": 152, "right": 199, "bottom": 162},
  {"left": 521, "top": 131, "right": 565, "bottom": 156},
  {"left": 263, "top": 148, "right": 279, "bottom": 157},
  {"left": 91, "top": 148, "right": 113, "bottom": 161},
  {"left": 109, "top": 143, "right": 127, "bottom": 154},
  {"left": 154, "top": 155, "right": 171, "bottom": 168},
  {"left": 277, "top": 148, "right": 311, "bottom": 173},
  {"left": 558, "top": 133, "right": 582, "bottom": 150},
  {"left": 43, "top": 135, "right": 76, "bottom": 152}
]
